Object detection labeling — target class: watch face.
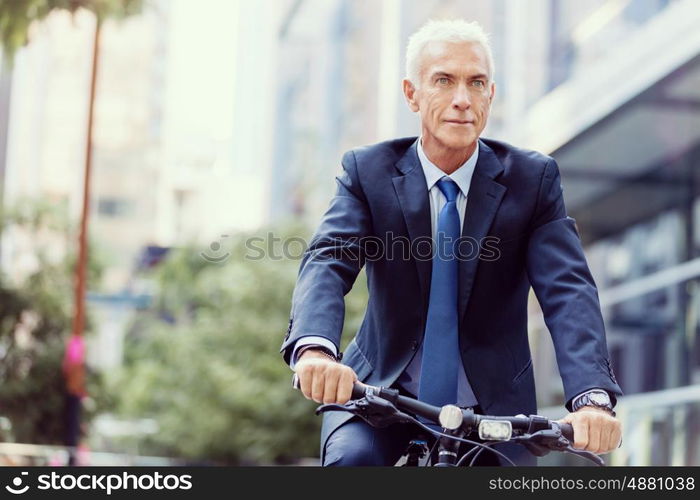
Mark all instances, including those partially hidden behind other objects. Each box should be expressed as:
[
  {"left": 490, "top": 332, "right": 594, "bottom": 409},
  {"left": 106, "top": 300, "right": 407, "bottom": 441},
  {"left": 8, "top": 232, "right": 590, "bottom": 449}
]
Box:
[{"left": 590, "top": 392, "right": 609, "bottom": 405}]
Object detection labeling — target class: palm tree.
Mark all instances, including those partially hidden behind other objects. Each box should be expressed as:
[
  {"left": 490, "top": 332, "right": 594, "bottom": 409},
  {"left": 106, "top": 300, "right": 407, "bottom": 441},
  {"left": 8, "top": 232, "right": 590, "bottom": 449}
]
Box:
[{"left": 0, "top": 0, "right": 142, "bottom": 460}]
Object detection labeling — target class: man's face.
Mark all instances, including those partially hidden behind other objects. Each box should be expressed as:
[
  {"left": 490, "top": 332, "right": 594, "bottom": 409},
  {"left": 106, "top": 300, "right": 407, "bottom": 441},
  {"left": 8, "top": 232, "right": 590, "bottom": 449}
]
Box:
[{"left": 403, "top": 41, "right": 495, "bottom": 153}]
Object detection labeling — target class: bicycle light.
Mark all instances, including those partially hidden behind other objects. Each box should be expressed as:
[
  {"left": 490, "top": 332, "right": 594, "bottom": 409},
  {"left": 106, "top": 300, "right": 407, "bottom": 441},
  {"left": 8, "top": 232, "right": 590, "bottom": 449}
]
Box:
[
  {"left": 438, "top": 405, "right": 463, "bottom": 430},
  {"left": 478, "top": 420, "right": 513, "bottom": 441}
]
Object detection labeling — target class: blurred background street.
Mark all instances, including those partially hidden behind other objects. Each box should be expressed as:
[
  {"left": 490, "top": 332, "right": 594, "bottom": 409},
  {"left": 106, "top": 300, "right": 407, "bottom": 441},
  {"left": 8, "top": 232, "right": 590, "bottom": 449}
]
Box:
[{"left": 0, "top": 0, "right": 699, "bottom": 465}]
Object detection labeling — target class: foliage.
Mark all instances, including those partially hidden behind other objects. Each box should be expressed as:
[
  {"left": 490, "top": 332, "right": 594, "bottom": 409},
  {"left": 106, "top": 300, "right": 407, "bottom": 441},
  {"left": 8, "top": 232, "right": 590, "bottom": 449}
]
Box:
[
  {"left": 0, "top": 200, "right": 105, "bottom": 444},
  {"left": 0, "top": 0, "right": 143, "bottom": 60},
  {"left": 111, "top": 223, "right": 369, "bottom": 464},
  {"left": 0, "top": 0, "right": 141, "bottom": 447}
]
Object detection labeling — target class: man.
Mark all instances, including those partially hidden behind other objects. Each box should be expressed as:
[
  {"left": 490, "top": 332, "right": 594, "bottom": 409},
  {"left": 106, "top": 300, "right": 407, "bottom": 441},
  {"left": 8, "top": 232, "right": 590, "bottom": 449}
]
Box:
[{"left": 280, "top": 19, "right": 623, "bottom": 466}]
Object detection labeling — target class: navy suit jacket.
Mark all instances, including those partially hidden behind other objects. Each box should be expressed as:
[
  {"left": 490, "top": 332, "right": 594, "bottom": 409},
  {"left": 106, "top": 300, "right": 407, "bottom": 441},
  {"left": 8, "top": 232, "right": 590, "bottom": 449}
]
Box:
[{"left": 280, "top": 136, "right": 623, "bottom": 465}]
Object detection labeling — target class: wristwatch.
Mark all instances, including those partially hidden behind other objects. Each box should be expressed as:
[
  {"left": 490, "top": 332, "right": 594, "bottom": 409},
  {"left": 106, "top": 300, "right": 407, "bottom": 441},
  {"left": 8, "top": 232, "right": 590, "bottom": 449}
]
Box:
[
  {"left": 573, "top": 390, "right": 615, "bottom": 416},
  {"left": 295, "top": 344, "right": 338, "bottom": 363}
]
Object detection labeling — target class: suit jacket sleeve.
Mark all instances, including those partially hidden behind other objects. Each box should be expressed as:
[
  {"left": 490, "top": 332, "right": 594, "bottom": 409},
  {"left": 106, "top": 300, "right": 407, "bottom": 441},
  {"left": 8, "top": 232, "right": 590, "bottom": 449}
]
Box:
[
  {"left": 526, "top": 158, "right": 623, "bottom": 410},
  {"left": 280, "top": 150, "right": 372, "bottom": 364}
]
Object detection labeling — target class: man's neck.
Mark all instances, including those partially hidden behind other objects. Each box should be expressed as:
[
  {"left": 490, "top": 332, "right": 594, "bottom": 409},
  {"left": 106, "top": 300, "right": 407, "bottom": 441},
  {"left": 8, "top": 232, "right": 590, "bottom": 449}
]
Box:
[{"left": 420, "top": 137, "right": 477, "bottom": 175}]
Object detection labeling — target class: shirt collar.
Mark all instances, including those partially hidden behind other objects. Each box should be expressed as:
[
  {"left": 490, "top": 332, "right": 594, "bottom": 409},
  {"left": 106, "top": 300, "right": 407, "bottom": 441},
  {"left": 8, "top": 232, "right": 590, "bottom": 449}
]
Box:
[{"left": 417, "top": 137, "right": 479, "bottom": 197}]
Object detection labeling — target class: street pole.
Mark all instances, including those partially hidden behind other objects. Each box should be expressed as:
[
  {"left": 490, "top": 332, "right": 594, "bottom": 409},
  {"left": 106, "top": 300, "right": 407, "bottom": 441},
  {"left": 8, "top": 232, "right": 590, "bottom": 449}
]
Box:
[{"left": 65, "top": 16, "right": 101, "bottom": 465}]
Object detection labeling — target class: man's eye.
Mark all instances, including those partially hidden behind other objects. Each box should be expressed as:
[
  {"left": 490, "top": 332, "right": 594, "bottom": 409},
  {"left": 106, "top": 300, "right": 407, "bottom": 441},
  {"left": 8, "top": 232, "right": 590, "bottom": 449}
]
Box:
[
  {"left": 437, "top": 77, "right": 449, "bottom": 85},
  {"left": 471, "top": 80, "right": 485, "bottom": 88}
]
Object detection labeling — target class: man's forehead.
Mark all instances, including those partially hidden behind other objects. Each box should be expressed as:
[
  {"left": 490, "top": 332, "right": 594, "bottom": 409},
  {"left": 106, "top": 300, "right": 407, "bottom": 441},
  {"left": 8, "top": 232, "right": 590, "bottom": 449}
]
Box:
[{"left": 420, "top": 40, "right": 489, "bottom": 73}]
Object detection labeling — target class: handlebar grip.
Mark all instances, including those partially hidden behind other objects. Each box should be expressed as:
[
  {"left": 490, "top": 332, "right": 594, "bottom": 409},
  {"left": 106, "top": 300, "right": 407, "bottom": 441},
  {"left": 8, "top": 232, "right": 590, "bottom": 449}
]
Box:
[
  {"left": 294, "top": 377, "right": 374, "bottom": 401},
  {"left": 351, "top": 382, "right": 367, "bottom": 400},
  {"left": 559, "top": 422, "right": 574, "bottom": 442}
]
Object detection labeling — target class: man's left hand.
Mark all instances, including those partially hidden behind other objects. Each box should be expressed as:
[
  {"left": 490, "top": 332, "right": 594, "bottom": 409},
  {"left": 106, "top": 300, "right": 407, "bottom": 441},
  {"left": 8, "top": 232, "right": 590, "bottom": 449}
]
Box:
[{"left": 557, "top": 407, "right": 622, "bottom": 454}]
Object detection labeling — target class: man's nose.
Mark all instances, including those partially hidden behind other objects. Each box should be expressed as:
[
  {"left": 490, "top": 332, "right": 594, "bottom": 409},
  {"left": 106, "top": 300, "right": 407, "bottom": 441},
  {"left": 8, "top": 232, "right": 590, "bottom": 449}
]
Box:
[{"left": 452, "top": 83, "right": 471, "bottom": 110}]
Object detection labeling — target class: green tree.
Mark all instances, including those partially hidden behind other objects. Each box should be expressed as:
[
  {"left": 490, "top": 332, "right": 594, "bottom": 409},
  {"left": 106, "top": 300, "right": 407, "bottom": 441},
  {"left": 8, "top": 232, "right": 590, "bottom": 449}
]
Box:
[
  {"left": 111, "top": 225, "right": 368, "bottom": 464},
  {"left": 0, "top": 0, "right": 143, "bottom": 58},
  {"left": 0, "top": 0, "right": 143, "bottom": 350},
  {"left": 0, "top": 200, "right": 105, "bottom": 444},
  {"left": 0, "top": 0, "right": 143, "bottom": 208}
]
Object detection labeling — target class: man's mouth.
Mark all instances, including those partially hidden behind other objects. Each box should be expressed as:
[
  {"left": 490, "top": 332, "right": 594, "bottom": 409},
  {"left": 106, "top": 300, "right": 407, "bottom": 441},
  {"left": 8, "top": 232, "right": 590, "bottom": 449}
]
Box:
[{"left": 445, "top": 120, "right": 474, "bottom": 125}]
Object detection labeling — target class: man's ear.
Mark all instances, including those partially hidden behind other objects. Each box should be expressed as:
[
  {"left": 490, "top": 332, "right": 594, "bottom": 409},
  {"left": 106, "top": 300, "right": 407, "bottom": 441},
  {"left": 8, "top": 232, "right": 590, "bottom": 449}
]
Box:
[
  {"left": 402, "top": 79, "right": 419, "bottom": 112},
  {"left": 488, "top": 81, "right": 496, "bottom": 106}
]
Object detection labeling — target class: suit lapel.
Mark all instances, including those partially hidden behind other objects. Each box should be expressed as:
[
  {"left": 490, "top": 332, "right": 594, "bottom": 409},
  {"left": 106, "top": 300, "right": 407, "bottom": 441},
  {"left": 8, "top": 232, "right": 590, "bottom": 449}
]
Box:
[
  {"left": 392, "top": 139, "right": 432, "bottom": 310},
  {"left": 458, "top": 140, "right": 507, "bottom": 322}
]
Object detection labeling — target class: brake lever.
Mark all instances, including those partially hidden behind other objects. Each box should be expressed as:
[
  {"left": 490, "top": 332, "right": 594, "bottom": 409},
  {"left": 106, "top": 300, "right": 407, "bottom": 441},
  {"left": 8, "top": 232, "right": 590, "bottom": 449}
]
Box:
[
  {"left": 316, "top": 395, "right": 415, "bottom": 428},
  {"left": 516, "top": 437, "right": 553, "bottom": 457},
  {"left": 562, "top": 446, "right": 605, "bottom": 466},
  {"left": 513, "top": 428, "right": 565, "bottom": 456},
  {"left": 514, "top": 429, "right": 605, "bottom": 465}
]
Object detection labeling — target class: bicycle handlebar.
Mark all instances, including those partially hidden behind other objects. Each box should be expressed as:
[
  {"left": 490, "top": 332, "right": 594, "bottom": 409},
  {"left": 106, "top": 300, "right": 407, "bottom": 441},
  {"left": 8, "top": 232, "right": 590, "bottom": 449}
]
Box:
[
  {"left": 296, "top": 376, "right": 605, "bottom": 465},
  {"left": 293, "top": 374, "right": 584, "bottom": 453},
  {"left": 350, "top": 382, "right": 574, "bottom": 442}
]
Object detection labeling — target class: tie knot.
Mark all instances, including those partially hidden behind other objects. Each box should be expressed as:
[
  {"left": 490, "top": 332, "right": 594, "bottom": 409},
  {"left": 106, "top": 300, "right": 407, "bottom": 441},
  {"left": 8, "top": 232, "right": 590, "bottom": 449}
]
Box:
[{"left": 437, "top": 178, "right": 460, "bottom": 203}]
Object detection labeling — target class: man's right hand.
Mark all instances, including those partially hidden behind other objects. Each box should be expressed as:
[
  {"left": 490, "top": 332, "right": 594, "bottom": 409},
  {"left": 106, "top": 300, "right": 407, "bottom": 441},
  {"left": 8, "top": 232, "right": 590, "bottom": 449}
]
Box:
[{"left": 295, "top": 349, "right": 358, "bottom": 404}]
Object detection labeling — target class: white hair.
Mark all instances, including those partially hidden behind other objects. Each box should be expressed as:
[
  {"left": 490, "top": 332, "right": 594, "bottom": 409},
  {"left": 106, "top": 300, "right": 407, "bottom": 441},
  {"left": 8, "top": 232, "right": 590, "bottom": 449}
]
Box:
[{"left": 405, "top": 19, "right": 495, "bottom": 88}]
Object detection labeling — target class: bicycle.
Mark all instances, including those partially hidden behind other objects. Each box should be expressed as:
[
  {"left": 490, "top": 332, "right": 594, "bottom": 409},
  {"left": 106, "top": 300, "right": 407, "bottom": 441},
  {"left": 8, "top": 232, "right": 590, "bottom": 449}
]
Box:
[{"left": 314, "top": 382, "right": 605, "bottom": 467}]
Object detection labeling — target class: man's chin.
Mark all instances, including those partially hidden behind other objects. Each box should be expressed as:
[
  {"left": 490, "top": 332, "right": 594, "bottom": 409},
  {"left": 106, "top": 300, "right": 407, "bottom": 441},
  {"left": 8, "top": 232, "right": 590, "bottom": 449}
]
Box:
[{"left": 440, "top": 134, "right": 478, "bottom": 151}]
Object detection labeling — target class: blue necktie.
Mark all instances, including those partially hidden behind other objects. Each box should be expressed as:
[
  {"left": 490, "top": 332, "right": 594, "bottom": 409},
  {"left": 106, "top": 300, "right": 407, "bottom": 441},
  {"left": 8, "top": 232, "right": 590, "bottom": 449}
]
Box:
[{"left": 418, "top": 178, "right": 461, "bottom": 408}]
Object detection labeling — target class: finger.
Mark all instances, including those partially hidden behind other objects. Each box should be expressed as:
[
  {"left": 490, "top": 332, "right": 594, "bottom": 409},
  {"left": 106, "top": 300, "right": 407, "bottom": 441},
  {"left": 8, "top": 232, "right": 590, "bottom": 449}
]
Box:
[
  {"left": 323, "top": 367, "right": 340, "bottom": 404},
  {"left": 557, "top": 413, "right": 578, "bottom": 446},
  {"left": 586, "top": 415, "right": 602, "bottom": 453},
  {"left": 336, "top": 369, "right": 354, "bottom": 404},
  {"left": 298, "top": 364, "right": 313, "bottom": 400},
  {"left": 599, "top": 420, "right": 615, "bottom": 453},
  {"left": 610, "top": 424, "right": 623, "bottom": 450},
  {"left": 311, "top": 365, "right": 325, "bottom": 403},
  {"left": 573, "top": 416, "right": 589, "bottom": 450}
]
